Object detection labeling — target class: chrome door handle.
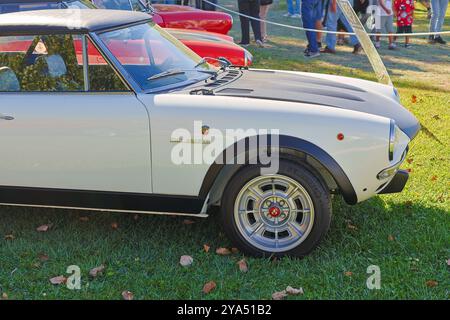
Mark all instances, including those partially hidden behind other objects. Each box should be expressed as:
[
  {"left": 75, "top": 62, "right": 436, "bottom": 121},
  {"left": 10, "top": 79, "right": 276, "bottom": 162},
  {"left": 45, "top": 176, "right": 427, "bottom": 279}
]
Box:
[{"left": 0, "top": 114, "right": 14, "bottom": 120}]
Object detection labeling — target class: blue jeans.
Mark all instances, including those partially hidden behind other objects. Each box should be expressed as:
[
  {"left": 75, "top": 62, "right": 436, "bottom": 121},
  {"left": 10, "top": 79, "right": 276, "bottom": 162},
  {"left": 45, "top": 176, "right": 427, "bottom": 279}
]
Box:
[
  {"left": 301, "top": 0, "right": 321, "bottom": 52},
  {"left": 430, "top": 0, "right": 449, "bottom": 34},
  {"left": 325, "top": 0, "right": 359, "bottom": 50},
  {"left": 287, "top": 0, "right": 301, "bottom": 15}
]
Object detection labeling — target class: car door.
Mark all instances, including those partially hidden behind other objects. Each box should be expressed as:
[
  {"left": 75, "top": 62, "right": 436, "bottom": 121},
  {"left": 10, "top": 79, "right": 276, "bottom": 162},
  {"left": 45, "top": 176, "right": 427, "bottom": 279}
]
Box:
[{"left": 0, "top": 34, "right": 152, "bottom": 196}]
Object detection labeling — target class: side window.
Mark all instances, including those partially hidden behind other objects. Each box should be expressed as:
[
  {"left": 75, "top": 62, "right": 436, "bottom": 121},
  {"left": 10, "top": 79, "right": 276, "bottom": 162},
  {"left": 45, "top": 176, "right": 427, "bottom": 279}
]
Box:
[
  {"left": 0, "top": 34, "right": 84, "bottom": 92},
  {"left": 85, "top": 38, "right": 129, "bottom": 92}
]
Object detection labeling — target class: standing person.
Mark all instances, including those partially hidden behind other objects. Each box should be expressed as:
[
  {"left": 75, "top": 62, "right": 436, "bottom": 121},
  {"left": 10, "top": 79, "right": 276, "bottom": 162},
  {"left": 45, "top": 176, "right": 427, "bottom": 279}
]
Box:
[
  {"left": 429, "top": 0, "right": 448, "bottom": 43},
  {"left": 284, "top": 0, "right": 301, "bottom": 17},
  {"left": 321, "top": 0, "right": 362, "bottom": 54},
  {"left": 260, "top": 0, "right": 273, "bottom": 42},
  {"left": 314, "top": 0, "right": 325, "bottom": 48},
  {"left": 238, "top": 0, "right": 264, "bottom": 47},
  {"left": 394, "top": 0, "right": 414, "bottom": 47},
  {"left": 302, "top": 0, "right": 322, "bottom": 57},
  {"left": 375, "top": 0, "right": 395, "bottom": 49}
]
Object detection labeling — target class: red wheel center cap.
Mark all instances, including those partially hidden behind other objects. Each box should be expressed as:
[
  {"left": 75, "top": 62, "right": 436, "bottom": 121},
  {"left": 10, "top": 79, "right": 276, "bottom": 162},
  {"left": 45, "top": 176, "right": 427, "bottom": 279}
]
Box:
[{"left": 268, "top": 206, "right": 281, "bottom": 218}]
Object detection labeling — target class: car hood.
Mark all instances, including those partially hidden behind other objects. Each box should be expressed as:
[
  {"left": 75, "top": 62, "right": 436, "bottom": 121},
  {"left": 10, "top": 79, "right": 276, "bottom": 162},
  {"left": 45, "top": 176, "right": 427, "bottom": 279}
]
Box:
[{"left": 211, "top": 69, "right": 420, "bottom": 139}]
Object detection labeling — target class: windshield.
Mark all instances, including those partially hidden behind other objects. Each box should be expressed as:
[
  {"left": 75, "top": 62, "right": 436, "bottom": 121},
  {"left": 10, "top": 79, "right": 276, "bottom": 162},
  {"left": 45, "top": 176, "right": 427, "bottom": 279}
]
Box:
[
  {"left": 0, "top": 0, "right": 93, "bottom": 13},
  {"left": 97, "top": 22, "right": 216, "bottom": 92},
  {"left": 92, "top": 0, "right": 147, "bottom": 11}
]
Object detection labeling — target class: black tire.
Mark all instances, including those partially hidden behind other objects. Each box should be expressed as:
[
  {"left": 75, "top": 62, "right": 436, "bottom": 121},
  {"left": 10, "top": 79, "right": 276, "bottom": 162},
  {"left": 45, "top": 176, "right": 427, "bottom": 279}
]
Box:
[{"left": 220, "top": 159, "right": 332, "bottom": 258}]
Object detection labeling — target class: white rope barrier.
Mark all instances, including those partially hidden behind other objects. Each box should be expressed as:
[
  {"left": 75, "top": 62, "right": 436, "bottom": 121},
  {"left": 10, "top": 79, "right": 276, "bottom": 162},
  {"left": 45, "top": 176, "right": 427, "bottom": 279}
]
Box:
[{"left": 202, "top": 0, "right": 450, "bottom": 37}]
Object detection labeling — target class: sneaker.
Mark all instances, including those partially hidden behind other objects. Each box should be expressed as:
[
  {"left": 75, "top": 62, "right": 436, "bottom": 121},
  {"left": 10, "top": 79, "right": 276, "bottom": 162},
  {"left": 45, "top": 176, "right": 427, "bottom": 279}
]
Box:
[
  {"left": 428, "top": 35, "right": 436, "bottom": 44},
  {"left": 320, "top": 46, "right": 336, "bottom": 54},
  {"left": 317, "top": 42, "right": 322, "bottom": 49},
  {"left": 238, "top": 42, "right": 250, "bottom": 47},
  {"left": 255, "top": 39, "right": 265, "bottom": 47},
  {"left": 404, "top": 43, "right": 412, "bottom": 48},
  {"left": 337, "top": 38, "right": 345, "bottom": 46},
  {"left": 291, "top": 13, "right": 302, "bottom": 19},
  {"left": 375, "top": 41, "right": 381, "bottom": 49},
  {"left": 353, "top": 43, "right": 362, "bottom": 54},
  {"left": 388, "top": 43, "right": 396, "bottom": 50},
  {"left": 304, "top": 51, "right": 320, "bottom": 58},
  {"left": 283, "top": 13, "right": 292, "bottom": 17},
  {"left": 434, "top": 36, "right": 447, "bottom": 44}
]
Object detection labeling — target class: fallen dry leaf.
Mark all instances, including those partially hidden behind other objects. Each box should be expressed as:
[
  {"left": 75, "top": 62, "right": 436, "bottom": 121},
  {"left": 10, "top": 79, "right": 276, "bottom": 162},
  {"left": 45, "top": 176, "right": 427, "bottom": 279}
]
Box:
[
  {"left": 431, "top": 175, "right": 437, "bottom": 181},
  {"left": 286, "top": 286, "right": 304, "bottom": 295},
  {"left": 425, "top": 280, "right": 438, "bottom": 288},
  {"left": 406, "top": 158, "right": 413, "bottom": 164},
  {"left": 216, "top": 247, "right": 232, "bottom": 255},
  {"left": 38, "top": 253, "right": 49, "bottom": 262},
  {"left": 182, "top": 219, "right": 195, "bottom": 225},
  {"left": 122, "top": 290, "right": 134, "bottom": 300},
  {"left": 1, "top": 293, "right": 8, "bottom": 300},
  {"left": 203, "top": 244, "right": 210, "bottom": 253},
  {"left": 79, "top": 216, "right": 89, "bottom": 222},
  {"left": 388, "top": 235, "right": 395, "bottom": 241},
  {"left": 89, "top": 265, "right": 106, "bottom": 278},
  {"left": 231, "top": 247, "right": 239, "bottom": 254},
  {"left": 347, "top": 223, "right": 358, "bottom": 231},
  {"left": 237, "top": 259, "right": 248, "bottom": 273},
  {"left": 272, "top": 290, "right": 288, "bottom": 300},
  {"left": 202, "top": 281, "right": 216, "bottom": 294},
  {"left": 111, "top": 222, "right": 119, "bottom": 230},
  {"left": 432, "top": 114, "right": 441, "bottom": 120},
  {"left": 49, "top": 275, "right": 67, "bottom": 285},
  {"left": 4, "top": 234, "right": 14, "bottom": 240},
  {"left": 179, "top": 255, "right": 193, "bottom": 267},
  {"left": 344, "top": 271, "right": 353, "bottom": 277},
  {"left": 36, "top": 224, "right": 51, "bottom": 232},
  {"left": 406, "top": 168, "right": 412, "bottom": 173},
  {"left": 411, "top": 95, "right": 417, "bottom": 103}
]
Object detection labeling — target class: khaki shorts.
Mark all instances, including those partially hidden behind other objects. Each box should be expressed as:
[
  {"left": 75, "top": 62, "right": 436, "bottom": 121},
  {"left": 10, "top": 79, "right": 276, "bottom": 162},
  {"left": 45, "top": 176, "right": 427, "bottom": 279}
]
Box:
[{"left": 376, "top": 15, "right": 394, "bottom": 34}]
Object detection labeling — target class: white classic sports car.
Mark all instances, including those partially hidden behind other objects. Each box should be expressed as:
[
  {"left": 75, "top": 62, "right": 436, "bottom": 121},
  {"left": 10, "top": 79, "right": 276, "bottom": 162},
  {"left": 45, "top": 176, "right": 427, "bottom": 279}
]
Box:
[{"left": 0, "top": 10, "right": 420, "bottom": 257}]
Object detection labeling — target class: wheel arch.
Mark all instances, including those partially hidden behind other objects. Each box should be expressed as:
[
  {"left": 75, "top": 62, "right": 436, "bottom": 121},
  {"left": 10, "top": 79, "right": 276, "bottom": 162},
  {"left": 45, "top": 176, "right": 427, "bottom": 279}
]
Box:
[{"left": 198, "top": 135, "right": 357, "bottom": 206}]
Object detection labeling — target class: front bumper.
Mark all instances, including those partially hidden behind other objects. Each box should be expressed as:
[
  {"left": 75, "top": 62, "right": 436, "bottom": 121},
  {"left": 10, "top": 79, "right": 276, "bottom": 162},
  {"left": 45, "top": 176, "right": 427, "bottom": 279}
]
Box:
[{"left": 377, "top": 169, "right": 409, "bottom": 194}]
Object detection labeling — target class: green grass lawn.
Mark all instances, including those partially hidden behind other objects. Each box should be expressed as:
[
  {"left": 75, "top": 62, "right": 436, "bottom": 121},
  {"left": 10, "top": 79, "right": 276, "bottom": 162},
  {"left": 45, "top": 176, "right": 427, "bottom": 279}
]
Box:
[{"left": 0, "top": 3, "right": 449, "bottom": 300}]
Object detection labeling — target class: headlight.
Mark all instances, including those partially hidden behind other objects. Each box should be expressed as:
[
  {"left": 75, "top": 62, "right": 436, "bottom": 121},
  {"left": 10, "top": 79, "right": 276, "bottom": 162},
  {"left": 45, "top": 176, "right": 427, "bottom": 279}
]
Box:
[
  {"left": 388, "top": 120, "right": 401, "bottom": 161},
  {"left": 244, "top": 49, "right": 253, "bottom": 66}
]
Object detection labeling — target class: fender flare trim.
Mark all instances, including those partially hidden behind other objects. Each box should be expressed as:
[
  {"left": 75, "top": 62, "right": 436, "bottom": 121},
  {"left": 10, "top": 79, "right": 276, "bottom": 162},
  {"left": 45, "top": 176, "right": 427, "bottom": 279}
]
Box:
[{"left": 198, "top": 135, "right": 358, "bottom": 205}]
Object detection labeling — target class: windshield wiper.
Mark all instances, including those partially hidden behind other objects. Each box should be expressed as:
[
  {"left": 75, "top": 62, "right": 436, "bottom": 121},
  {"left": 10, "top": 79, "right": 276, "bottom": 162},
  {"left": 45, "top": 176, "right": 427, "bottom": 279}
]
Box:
[
  {"left": 194, "top": 57, "right": 232, "bottom": 70},
  {"left": 147, "top": 68, "right": 217, "bottom": 81}
]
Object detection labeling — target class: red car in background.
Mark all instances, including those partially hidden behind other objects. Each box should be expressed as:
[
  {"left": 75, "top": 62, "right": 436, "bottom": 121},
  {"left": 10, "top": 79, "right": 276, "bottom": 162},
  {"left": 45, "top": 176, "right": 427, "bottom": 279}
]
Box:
[
  {"left": 0, "top": 0, "right": 252, "bottom": 67},
  {"left": 92, "top": 0, "right": 233, "bottom": 34}
]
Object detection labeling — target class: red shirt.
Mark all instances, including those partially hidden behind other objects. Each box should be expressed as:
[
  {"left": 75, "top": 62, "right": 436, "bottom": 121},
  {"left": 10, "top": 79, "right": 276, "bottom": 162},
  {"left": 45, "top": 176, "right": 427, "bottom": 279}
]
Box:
[{"left": 394, "top": 0, "right": 415, "bottom": 26}]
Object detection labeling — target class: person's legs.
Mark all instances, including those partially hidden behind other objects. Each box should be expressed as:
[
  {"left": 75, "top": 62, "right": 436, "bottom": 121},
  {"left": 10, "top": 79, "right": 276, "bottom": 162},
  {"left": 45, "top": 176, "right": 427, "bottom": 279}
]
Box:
[
  {"left": 302, "top": 0, "right": 319, "bottom": 52},
  {"left": 238, "top": 0, "right": 251, "bottom": 44},
  {"left": 324, "top": 0, "right": 338, "bottom": 50},
  {"left": 249, "top": 0, "right": 262, "bottom": 42},
  {"left": 286, "top": 0, "right": 294, "bottom": 15},
  {"left": 429, "top": 0, "right": 440, "bottom": 33},
  {"left": 314, "top": 0, "right": 323, "bottom": 44},
  {"left": 260, "top": 4, "right": 271, "bottom": 40},
  {"left": 295, "top": 0, "right": 301, "bottom": 14},
  {"left": 435, "top": 0, "right": 449, "bottom": 33},
  {"left": 336, "top": 8, "right": 359, "bottom": 46}
]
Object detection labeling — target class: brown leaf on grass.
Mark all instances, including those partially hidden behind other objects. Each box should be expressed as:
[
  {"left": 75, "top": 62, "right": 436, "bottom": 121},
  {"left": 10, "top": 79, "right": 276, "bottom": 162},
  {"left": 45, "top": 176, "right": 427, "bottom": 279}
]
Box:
[
  {"left": 344, "top": 271, "right": 353, "bottom": 277},
  {"left": 411, "top": 95, "right": 417, "bottom": 103},
  {"left": 202, "top": 281, "right": 217, "bottom": 294},
  {"left": 425, "top": 280, "right": 438, "bottom": 288},
  {"left": 216, "top": 247, "right": 231, "bottom": 255},
  {"left": 231, "top": 247, "right": 239, "bottom": 254},
  {"left": 347, "top": 223, "right": 358, "bottom": 231},
  {"left": 4, "top": 234, "right": 14, "bottom": 240},
  {"left": 122, "top": 290, "right": 134, "bottom": 300},
  {"left": 36, "top": 224, "right": 51, "bottom": 232},
  {"left": 1, "top": 293, "right": 8, "bottom": 300},
  {"left": 406, "top": 168, "right": 412, "bottom": 173},
  {"left": 79, "top": 216, "right": 89, "bottom": 222},
  {"left": 203, "top": 244, "right": 210, "bottom": 253},
  {"left": 406, "top": 158, "right": 413, "bottom": 164},
  {"left": 272, "top": 290, "right": 288, "bottom": 300},
  {"left": 388, "top": 234, "right": 395, "bottom": 241},
  {"left": 89, "top": 265, "right": 106, "bottom": 278},
  {"left": 286, "top": 286, "right": 304, "bottom": 295},
  {"left": 111, "top": 222, "right": 119, "bottom": 230},
  {"left": 431, "top": 175, "right": 437, "bottom": 181},
  {"left": 182, "top": 219, "right": 195, "bottom": 225},
  {"left": 179, "top": 255, "right": 193, "bottom": 267},
  {"left": 38, "top": 253, "right": 49, "bottom": 262},
  {"left": 432, "top": 114, "right": 441, "bottom": 120},
  {"left": 237, "top": 259, "right": 248, "bottom": 273},
  {"left": 49, "top": 275, "right": 67, "bottom": 285}
]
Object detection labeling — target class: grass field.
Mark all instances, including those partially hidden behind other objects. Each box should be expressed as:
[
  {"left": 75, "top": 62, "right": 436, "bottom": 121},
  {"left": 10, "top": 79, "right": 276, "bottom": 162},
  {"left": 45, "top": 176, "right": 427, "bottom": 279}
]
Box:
[{"left": 0, "top": 2, "right": 449, "bottom": 300}]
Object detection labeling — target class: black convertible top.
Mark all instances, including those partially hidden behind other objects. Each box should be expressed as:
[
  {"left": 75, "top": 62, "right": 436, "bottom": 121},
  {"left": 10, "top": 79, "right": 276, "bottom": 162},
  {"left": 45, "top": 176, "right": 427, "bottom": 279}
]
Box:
[{"left": 0, "top": 9, "right": 151, "bottom": 35}]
